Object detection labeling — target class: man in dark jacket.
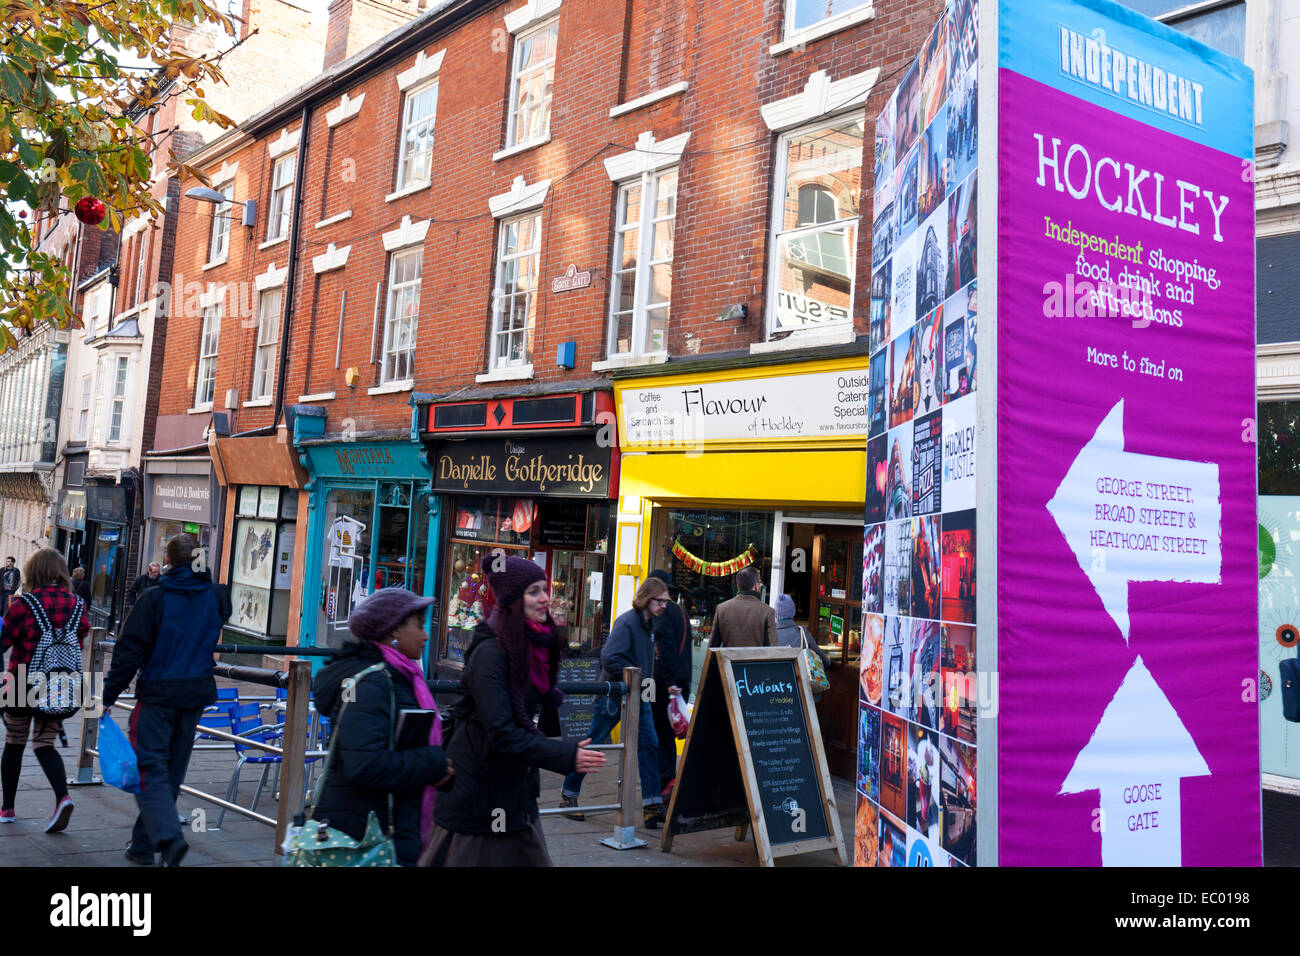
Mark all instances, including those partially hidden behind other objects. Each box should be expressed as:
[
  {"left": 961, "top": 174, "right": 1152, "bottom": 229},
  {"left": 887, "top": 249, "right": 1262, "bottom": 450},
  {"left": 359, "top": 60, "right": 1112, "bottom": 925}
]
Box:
[
  {"left": 560, "top": 575, "right": 669, "bottom": 827},
  {"left": 104, "top": 534, "right": 231, "bottom": 867},
  {"left": 709, "top": 567, "right": 776, "bottom": 648},
  {"left": 648, "top": 570, "right": 691, "bottom": 796},
  {"left": 1, "top": 557, "right": 19, "bottom": 615},
  {"left": 127, "top": 562, "right": 161, "bottom": 603}
]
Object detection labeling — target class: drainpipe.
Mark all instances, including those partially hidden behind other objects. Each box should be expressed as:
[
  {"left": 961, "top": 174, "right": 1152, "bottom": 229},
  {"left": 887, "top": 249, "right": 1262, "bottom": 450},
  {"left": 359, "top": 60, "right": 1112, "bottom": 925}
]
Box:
[{"left": 273, "top": 104, "right": 312, "bottom": 430}]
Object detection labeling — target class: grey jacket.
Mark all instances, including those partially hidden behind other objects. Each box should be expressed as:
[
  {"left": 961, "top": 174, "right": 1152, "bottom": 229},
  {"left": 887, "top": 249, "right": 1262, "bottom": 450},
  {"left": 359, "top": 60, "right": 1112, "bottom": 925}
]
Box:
[{"left": 600, "top": 606, "right": 656, "bottom": 683}]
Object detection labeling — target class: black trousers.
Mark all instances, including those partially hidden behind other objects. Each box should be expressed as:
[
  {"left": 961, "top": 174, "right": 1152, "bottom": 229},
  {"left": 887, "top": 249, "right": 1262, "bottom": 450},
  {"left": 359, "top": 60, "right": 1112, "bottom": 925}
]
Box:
[
  {"left": 128, "top": 702, "right": 203, "bottom": 853},
  {"left": 651, "top": 679, "right": 679, "bottom": 787}
]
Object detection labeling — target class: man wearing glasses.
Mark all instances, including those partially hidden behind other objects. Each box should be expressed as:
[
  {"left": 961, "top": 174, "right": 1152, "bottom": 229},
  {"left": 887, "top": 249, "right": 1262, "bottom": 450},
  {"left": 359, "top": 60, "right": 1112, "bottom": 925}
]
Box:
[{"left": 559, "top": 575, "right": 669, "bottom": 829}]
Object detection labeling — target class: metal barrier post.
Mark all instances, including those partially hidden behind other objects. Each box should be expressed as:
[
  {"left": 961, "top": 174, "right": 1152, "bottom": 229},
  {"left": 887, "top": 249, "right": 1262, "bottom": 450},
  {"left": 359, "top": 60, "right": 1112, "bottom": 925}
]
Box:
[
  {"left": 275, "top": 659, "right": 312, "bottom": 856},
  {"left": 601, "top": 666, "right": 646, "bottom": 851},
  {"left": 70, "top": 629, "right": 107, "bottom": 786}
]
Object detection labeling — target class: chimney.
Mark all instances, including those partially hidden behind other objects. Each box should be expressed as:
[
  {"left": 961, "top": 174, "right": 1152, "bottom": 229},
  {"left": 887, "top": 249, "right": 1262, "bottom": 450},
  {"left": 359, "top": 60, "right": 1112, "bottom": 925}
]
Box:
[{"left": 324, "top": 0, "right": 424, "bottom": 69}]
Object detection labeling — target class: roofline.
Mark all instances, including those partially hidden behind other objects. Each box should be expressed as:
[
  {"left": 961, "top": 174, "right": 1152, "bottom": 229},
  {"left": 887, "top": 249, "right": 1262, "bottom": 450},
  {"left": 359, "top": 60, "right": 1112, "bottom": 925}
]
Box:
[{"left": 179, "top": 0, "right": 500, "bottom": 170}]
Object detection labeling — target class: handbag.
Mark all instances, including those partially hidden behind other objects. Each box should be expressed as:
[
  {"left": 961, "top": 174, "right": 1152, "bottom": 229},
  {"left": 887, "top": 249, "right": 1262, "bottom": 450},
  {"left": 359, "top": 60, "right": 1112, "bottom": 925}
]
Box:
[
  {"left": 285, "top": 664, "right": 398, "bottom": 868},
  {"left": 1281, "top": 658, "right": 1300, "bottom": 723},
  {"left": 799, "top": 627, "right": 831, "bottom": 694}
]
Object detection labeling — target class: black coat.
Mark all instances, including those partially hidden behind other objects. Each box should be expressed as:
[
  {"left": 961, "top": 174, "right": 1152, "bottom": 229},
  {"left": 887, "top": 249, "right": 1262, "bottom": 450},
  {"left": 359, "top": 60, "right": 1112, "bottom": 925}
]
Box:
[
  {"left": 313, "top": 640, "right": 449, "bottom": 866},
  {"left": 653, "top": 601, "right": 692, "bottom": 696},
  {"left": 434, "top": 623, "right": 577, "bottom": 836}
]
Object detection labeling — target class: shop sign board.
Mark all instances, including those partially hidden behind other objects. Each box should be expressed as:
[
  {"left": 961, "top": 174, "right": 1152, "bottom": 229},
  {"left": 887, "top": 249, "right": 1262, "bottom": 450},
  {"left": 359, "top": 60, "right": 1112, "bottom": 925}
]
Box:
[
  {"left": 663, "top": 648, "right": 846, "bottom": 867},
  {"left": 302, "top": 440, "right": 429, "bottom": 481},
  {"left": 856, "top": 0, "right": 1258, "bottom": 869},
  {"left": 433, "top": 435, "right": 612, "bottom": 498},
  {"left": 618, "top": 365, "right": 870, "bottom": 448},
  {"left": 994, "top": 0, "right": 1257, "bottom": 867},
  {"left": 150, "top": 475, "right": 212, "bottom": 524},
  {"left": 85, "top": 484, "right": 128, "bottom": 525}
]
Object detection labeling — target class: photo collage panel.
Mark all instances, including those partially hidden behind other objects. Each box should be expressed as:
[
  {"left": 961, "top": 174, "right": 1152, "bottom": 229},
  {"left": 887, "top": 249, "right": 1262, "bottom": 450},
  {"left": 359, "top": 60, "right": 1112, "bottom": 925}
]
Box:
[{"left": 858, "top": 0, "right": 979, "bottom": 868}]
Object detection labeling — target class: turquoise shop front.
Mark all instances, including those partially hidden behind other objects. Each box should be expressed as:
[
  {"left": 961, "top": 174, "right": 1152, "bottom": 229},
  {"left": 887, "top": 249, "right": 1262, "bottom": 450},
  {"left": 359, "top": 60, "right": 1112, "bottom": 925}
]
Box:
[{"left": 295, "top": 431, "right": 438, "bottom": 668}]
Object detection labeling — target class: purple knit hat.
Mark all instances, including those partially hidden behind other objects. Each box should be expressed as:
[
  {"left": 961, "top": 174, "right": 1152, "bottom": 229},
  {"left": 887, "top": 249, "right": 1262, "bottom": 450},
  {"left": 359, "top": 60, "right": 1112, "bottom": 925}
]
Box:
[
  {"left": 482, "top": 554, "right": 547, "bottom": 609},
  {"left": 349, "top": 587, "right": 434, "bottom": 642}
]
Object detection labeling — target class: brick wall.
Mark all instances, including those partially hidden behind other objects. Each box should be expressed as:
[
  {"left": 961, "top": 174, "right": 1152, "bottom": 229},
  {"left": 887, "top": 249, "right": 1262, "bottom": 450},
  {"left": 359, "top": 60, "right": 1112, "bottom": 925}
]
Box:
[
  {"left": 157, "top": 0, "right": 948, "bottom": 445},
  {"left": 324, "top": 0, "right": 424, "bottom": 69}
]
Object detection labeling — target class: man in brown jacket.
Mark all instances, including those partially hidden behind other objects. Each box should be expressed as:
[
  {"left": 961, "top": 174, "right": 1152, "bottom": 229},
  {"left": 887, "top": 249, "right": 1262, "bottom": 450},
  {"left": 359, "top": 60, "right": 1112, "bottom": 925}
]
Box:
[{"left": 708, "top": 567, "right": 776, "bottom": 648}]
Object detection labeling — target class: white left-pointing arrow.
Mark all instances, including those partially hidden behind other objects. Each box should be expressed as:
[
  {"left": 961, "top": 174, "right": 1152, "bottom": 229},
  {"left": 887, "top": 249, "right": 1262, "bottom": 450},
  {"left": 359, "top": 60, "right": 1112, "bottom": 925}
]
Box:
[
  {"left": 1060, "top": 656, "right": 1210, "bottom": 866},
  {"left": 1047, "top": 400, "right": 1221, "bottom": 641}
]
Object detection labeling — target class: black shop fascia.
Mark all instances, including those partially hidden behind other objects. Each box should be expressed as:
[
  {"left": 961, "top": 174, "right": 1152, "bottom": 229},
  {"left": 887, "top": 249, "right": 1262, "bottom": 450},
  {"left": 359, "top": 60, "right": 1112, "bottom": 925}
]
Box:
[{"left": 419, "top": 390, "right": 620, "bottom": 672}]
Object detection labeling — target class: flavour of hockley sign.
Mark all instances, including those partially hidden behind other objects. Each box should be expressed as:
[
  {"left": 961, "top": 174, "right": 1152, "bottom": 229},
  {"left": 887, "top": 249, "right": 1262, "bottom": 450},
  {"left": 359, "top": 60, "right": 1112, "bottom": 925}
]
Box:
[
  {"left": 619, "top": 367, "right": 870, "bottom": 447},
  {"left": 434, "top": 435, "right": 611, "bottom": 497}
]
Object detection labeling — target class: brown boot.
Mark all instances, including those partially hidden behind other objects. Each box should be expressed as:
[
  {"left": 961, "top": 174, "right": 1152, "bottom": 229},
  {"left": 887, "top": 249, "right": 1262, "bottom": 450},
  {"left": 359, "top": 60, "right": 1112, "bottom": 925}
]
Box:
[{"left": 559, "top": 794, "right": 585, "bottom": 821}]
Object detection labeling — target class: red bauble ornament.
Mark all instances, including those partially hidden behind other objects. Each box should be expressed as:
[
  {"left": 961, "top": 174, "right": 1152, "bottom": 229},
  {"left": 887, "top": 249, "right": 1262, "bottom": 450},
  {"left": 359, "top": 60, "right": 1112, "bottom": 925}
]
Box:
[
  {"left": 74, "top": 196, "right": 106, "bottom": 225},
  {"left": 17, "top": 209, "right": 26, "bottom": 219}
]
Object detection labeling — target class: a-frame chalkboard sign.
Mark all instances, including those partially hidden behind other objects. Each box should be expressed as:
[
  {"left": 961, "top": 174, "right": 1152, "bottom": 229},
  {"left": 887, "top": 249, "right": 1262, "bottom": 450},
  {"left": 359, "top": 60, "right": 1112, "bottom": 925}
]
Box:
[{"left": 661, "top": 647, "right": 846, "bottom": 866}]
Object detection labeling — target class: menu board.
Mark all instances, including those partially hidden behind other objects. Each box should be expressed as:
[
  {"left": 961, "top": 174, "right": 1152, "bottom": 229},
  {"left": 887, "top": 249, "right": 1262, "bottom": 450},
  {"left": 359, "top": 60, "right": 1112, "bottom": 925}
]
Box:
[
  {"left": 556, "top": 656, "right": 604, "bottom": 741},
  {"left": 663, "top": 648, "right": 846, "bottom": 866}
]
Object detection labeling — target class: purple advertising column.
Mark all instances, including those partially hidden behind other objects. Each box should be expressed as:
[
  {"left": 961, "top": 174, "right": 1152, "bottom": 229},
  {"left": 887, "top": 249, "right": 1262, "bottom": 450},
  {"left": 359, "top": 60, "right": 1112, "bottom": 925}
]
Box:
[{"left": 994, "top": 0, "right": 1259, "bottom": 865}]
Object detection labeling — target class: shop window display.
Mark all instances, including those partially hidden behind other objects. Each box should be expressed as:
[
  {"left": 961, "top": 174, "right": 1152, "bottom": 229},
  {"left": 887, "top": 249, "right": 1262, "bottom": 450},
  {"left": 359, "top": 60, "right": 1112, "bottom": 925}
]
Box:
[
  {"left": 648, "top": 508, "right": 775, "bottom": 645},
  {"left": 441, "top": 496, "right": 610, "bottom": 665},
  {"left": 230, "top": 485, "right": 295, "bottom": 640}
]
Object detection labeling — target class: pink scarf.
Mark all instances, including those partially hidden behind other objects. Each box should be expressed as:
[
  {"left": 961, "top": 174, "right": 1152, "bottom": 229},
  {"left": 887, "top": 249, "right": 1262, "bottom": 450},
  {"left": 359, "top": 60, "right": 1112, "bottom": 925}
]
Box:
[{"left": 377, "top": 643, "right": 441, "bottom": 846}]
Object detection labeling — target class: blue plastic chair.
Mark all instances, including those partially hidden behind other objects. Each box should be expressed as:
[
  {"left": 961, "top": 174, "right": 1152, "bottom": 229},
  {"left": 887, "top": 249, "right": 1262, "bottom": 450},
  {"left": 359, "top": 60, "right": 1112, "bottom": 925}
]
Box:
[
  {"left": 213, "top": 703, "right": 284, "bottom": 829},
  {"left": 194, "top": 687, "right": 240, "bottom": 750}
]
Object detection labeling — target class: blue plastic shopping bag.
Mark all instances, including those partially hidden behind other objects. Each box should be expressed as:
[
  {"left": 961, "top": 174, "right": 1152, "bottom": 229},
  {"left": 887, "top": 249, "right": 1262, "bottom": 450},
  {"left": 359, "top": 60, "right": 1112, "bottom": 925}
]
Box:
[{"left": 98, "top": 715, "right": 140, "bottom": 793}]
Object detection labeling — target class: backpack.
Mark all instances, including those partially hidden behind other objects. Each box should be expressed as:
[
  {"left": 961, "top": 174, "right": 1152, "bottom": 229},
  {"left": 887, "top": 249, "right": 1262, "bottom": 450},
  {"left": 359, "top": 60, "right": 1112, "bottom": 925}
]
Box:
[
  {"left": 1281, "top": 658, "right": 1300, "bottom": 723},
  {"left": 20, "top": 592, "right": 84, "bottom": 720}
]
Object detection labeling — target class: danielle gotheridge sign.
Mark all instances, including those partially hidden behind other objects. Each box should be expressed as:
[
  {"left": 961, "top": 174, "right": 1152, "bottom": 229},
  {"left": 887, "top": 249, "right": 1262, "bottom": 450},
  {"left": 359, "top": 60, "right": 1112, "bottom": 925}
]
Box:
[
  {"left": 618, "top": 366, "right": 870, "bottom": 448},
  {"left": 995, "top": 0, "right": 1258, "bottom": 865}
]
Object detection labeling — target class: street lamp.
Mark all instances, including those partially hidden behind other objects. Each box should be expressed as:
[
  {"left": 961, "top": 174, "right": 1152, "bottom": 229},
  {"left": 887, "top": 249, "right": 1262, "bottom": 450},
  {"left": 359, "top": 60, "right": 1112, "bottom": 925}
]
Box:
[{"left": 185, "top": 186, "right": 257, "bottom": 230}]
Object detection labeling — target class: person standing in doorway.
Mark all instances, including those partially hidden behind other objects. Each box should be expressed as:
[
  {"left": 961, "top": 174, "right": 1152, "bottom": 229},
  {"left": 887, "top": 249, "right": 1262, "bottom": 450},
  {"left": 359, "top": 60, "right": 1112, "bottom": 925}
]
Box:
[
  {"left": 71, "top": 567, "right": 92, "bottom": 606},
  {"left": 560, "top": 575, "right": 668, "bottom": 828},
  {"left": 647, "top": 570, "right": 691, "bottom": 801},
  {"left": 708, "top": 567, "right": 776, "bottom": 649},
  {"left": 103, "top": 534, "right": 231, "bottom": 866},
  {"left": 1, "top": 557, "right": 20, "bottom": 615}
]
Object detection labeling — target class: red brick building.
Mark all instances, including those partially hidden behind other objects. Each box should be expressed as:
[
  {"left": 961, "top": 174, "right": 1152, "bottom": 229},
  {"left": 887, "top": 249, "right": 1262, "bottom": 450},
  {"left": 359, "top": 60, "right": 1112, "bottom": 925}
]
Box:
[{"left": 156, "top": 0, "right": 947, "bottom": 772}]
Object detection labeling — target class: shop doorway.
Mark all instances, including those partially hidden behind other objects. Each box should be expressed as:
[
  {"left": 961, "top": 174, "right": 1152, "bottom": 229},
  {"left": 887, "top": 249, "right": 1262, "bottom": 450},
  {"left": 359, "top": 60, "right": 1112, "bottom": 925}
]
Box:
[
  {"left": 316, "top": 481, "right": 431, "bottom": 651},
  {"left": 772, "top": 514, "right": 864, "bottom": 780}
]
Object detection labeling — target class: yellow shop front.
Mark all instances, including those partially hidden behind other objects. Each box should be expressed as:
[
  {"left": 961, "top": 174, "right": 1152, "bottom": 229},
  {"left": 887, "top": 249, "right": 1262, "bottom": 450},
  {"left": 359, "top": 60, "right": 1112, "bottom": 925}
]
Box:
[{"left": 610, "top": 352, "right": 869, "bottom": 779}]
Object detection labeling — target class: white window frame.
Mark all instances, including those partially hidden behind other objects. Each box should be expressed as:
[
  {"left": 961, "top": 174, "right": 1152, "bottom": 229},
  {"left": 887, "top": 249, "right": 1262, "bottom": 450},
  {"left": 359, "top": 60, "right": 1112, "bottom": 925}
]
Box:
[
  {"left": 195, "top": 303, "right": 221, "bottom": 409},
  {"left": 134, "top": 230, "right": 150, "bottom": 307},
  {"left": 505, "top": 18, "right": 558, "bottom": 150},
  {"left": 107, "top": 354, "right": 130, "bottom": 444},
  {"left": 267, "top": 154, "right": 295, "bottom": 241},
  {"left": 381, "top": 248, "right": 421, "bottom": 384},
  {"left": 607, "top": 166, "right": 677, "bottom": 358},
  {"left": 396, "top": 79, "right": 439, "bottom": 192},
  {"left": 76, "top": 373, "right": 91, "bottom": 440},
  {"left": 251, "top": 288, "right": 282, "bottom": 400},
  {"left": 208, "top": 185, "right": 232, "bottom": 264},
  {"left": 490, "top": 213, "right": 543, "bottom": 371},
  {"left": 779, "top": 0, "right": 875, "bottom": 50},
  {"left": 765, "top": 112, "right": 864, "bottom": 340}
]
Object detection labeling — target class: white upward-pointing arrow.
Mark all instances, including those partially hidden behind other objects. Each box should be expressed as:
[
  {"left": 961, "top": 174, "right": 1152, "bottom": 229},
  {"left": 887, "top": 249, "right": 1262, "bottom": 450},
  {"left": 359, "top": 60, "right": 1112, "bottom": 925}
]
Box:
[
  {"left": 1060, "top": 656, "right": 1210, "bottom": 866},
  {"left": 1047, "top": 400, "right": 1222, "bottom": 641}
]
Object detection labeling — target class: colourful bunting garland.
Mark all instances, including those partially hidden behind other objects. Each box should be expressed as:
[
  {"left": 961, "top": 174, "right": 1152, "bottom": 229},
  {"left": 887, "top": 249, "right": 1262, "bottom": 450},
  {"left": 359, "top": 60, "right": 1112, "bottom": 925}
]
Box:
[{"left": 672, "top": 539, "right": 758, "bottom": 577}]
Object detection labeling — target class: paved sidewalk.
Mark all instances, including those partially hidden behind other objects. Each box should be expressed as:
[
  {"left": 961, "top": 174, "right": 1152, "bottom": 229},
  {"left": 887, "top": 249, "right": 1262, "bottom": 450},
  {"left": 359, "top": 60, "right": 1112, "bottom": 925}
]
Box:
[{"left": 1, "top": 696, "right": 854, "bottom": 868}]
